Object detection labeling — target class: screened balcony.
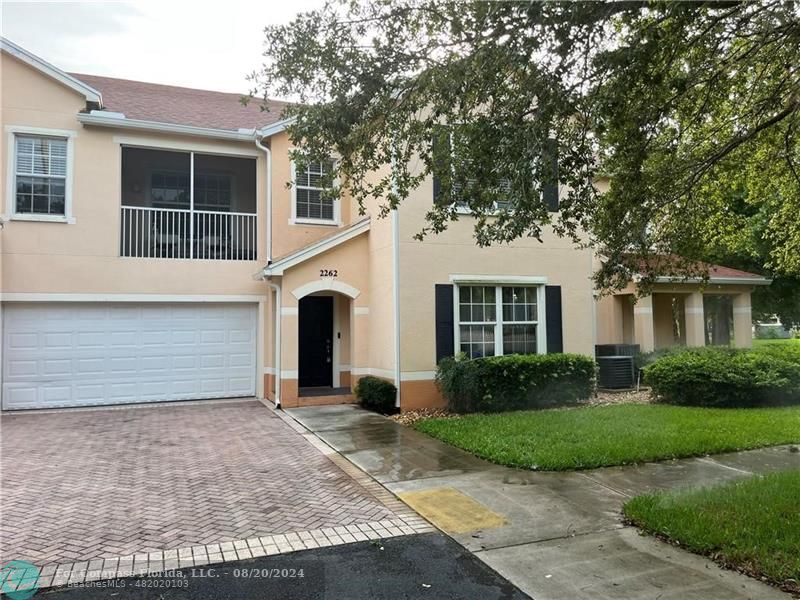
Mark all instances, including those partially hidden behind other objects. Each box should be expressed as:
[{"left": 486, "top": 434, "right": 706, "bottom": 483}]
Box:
[{"left": 120, "top": 148, "right": 257, "bottom": 260}]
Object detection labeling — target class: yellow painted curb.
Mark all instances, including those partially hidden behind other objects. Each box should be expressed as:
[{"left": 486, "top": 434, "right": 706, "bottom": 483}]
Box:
[{"left": 398, "top": 487, "right": 507, "bottom": 534}]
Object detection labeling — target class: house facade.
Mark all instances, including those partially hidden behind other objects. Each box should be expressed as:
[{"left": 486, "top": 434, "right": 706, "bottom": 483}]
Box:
[{"left": 0, "top": 39, "right": 768, "bottom": 412}]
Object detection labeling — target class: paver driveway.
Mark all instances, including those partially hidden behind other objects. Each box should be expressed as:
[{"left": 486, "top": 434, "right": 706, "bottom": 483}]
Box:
[{"left": 0, "top": 399, "right": 397, "bottom": 567}]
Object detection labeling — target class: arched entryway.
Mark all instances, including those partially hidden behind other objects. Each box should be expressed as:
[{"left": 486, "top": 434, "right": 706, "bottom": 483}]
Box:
[{"left": 293, "top": 283, "right": 358, "bottom": 399}]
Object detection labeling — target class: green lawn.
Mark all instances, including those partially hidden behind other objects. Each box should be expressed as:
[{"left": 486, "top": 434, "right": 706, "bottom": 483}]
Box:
[
  {"left": 753, "top": 337, "right": 800, "bottom": 347},
  {"left": 624, "top": 471, "right": 800, "bottom": 587},
  {"left": 413, "top": 404, "right": 800, "bottom": 470}
]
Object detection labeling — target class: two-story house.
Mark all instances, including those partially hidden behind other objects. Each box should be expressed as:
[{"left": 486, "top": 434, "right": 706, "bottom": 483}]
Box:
[{"left": 0, "top": 38, "right": 768, "bottom": 412}]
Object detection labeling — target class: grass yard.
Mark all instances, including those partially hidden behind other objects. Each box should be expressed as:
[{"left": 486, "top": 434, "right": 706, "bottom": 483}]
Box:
[
  {"left": 624, "top": 471, "right": 800, "bottom": 588},
  {"left": 754, "top": 337, "right": 800, "bottom": 347},
  {"left": 413, "top": 404, "right": 800, "bottom": 470}
]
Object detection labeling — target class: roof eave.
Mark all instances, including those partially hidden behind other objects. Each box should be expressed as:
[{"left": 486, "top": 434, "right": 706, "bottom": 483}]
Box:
[
  {"left": 256, "top": 217, "right": 370, "bottom": 278},
  {"left": 1, "top": 37, "right": 102, "bottom": 104},
  {"left": 651, "top": 276, "right": 772, "bottom": 286},
  {"left": 77, "top": 112, "right": 258, "bottom": 142},
  {"left": 257, "top": 117, "right": 295, "bottom": 139}
]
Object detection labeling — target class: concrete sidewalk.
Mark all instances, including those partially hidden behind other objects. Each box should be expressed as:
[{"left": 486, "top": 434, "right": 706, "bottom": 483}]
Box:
[{"left": 287, "top": 404, "right": 799, "bottom": 600}]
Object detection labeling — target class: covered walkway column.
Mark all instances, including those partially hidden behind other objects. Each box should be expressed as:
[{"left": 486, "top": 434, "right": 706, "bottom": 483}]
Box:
[
  {"left": 684, "top": 292, "right": 706, "bottom": 347},
  {"left": 733, "top": 292, "right": 753, "bottom": 348},
  {"left": 633, "top": 295, "right": 656, "bottom": 352}
]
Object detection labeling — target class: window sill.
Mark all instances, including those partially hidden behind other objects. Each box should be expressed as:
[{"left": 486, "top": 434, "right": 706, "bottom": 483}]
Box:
[
  {"left": 7, "top": 214, "right": 76, "bottom": 224},
  {"left": 453, "top": 205, "right": 512, "bottom": 216},
  {"left": 289, "top": 218, "right": 341, "bottom": 227}
]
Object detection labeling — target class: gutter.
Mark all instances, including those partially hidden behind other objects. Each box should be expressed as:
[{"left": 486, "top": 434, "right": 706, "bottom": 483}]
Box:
[
  {"left": 78, "top": 111, "right": 296, "bottom": 144},
  {"left": 78, "top": 111, "right": 261, "bottom": 142}
]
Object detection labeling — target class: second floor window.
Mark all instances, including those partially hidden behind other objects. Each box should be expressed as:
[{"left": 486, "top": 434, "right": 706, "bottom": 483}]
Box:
[
  {"left": 295, "top": 160, "right": 335, "bottom": 221},
  {"left": 14, "top": 135, "right": 67, "bottom": 216}
]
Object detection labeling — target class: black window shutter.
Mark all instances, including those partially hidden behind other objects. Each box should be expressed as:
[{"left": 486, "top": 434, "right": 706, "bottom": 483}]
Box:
[
  {"left": 542, "top": 138, "right": 559, "bottom": 212},
  {"left": 545, "top": 285, "right": 563, "bottom": 353},
  {"left": 435, "top": 284, "right": 455, "bottom": 363},
  {"left": 432, "top": 126, "right": 450, "bottom": 205},
  {"left": 433, "top": 174, "right": 442, "bottom": 204}
]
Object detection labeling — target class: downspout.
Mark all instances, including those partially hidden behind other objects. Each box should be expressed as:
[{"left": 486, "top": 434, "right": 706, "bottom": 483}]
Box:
[
  {"left": 390, "top": 152, "right": 402, "bottom": 409},
  {"left": 254, "top": 136, "right": 273, "bottom": 263},
  {"left": 256, "top": 135, "right": 279, "bottom": 407},
  {"left": 267, "top": 280, "right": 282, "bottom": 409}
]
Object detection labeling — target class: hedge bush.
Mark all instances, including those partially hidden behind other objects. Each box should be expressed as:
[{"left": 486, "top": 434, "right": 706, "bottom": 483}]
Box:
[
  {"left": 754, "top": 342, "right": 800, "bottom": 364},
  {"left": 436, "top": 353, "right": 596, "bottom": 413},
  {"left": 354, "top": 375, "right": 397, "bottom": 414},
  {"left": 644, "top": 347, "right": 800, "bottom": 407}
]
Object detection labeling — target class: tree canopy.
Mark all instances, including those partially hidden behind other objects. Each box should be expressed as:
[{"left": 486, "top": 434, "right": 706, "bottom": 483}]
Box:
[{"left": 253, "top": 0, "right": 800, "bottom": 301}]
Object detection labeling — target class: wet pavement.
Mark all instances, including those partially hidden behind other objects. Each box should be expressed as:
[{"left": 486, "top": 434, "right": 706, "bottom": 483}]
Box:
[
  {"left": 288, "top": 404, "right": 798, "bottom": 600},
  {"left": 47, "top": 532, "right": 528, "bottom": 600},
  {"left": 287, "top": 404, "right": 491, "bottom": 483}
]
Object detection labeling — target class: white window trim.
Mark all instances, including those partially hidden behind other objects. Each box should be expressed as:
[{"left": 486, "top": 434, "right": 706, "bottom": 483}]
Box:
[
  {"left": 4, "top": 125, "right": 77, "bottom": 224},
  {"left": 453, "top": 282, "right": 547, "bottom": 357},
  {"left": 289, "top": 159, "right": 341, "bottom": 226}
]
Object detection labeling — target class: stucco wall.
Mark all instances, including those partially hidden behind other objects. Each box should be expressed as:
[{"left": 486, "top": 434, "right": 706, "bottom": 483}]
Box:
[
  {"left": 1, "top": 53, "right": 269, "bottom": 297},
  {"left": 268, "top": 132, "right": 354, "bottom": 260},
  {"left": 396, "top": 172, "right": 596, "bottom": 376}
]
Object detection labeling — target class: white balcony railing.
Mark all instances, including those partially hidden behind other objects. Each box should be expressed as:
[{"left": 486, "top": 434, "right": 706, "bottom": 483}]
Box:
[{"left": 120, "top": 206, "right": 257, "bottom": 260}]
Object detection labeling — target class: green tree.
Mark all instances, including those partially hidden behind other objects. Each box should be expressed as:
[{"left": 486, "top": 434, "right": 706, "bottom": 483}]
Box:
[{"left": 253, "top": 0, "right": 800, "bottom": 296}]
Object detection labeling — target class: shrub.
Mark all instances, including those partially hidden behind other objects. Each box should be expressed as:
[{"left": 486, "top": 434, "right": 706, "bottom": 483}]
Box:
[
  {"left": 354, "top": 376, "right": 397, "bottom": 413},
  {"left": 436, "top": 353, "right": 596, "bottom": 413},
  {"left": 755, "top": 325, "right": 785, "bottom": 340},
  {"left": 644, "top": 347, "right": 800, "bottom": 407},
  {"left": 634, "top": 347, "right": 693, "bottom": 371},
  {"left": 754, "top": 342, "right": 800, "bottom": 365}
]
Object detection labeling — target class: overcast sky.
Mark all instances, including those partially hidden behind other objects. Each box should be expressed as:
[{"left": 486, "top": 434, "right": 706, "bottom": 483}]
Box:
[{"left": 1, "top": 0, "right": 322, "bottom": 94}]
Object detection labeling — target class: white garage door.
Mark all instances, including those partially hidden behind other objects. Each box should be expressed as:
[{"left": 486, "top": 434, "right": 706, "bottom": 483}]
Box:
[{"left": 2, "top": 303, "right": 257, "bottom": 410}]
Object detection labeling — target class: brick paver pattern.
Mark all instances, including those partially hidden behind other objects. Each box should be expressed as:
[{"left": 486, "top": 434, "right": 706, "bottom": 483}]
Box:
[{"left": 0, "top": 400, "right": 396, "bottom": 566}]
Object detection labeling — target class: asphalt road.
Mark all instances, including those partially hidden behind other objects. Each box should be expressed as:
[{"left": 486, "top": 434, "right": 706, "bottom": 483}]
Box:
[{"left": 44, "top": 533, "right": 529, "bottom": 600}]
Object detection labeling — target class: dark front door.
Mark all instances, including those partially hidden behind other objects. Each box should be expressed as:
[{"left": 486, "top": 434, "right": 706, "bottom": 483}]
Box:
[{"left": 298, "top": 296, "right": 334, "bottom": 387}]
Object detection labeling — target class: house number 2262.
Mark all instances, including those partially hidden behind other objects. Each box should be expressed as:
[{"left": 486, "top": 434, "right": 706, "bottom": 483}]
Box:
[{"left": 320, "top": 269, "right": 338, "bottom": 277}]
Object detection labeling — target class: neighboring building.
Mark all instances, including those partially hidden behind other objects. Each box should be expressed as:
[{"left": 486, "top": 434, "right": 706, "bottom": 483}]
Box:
[
  {"left": 0, "top": 39, "right": 770, "bottom": 411},
  {"left": 595, "top": 262, "right": 770, "bottom": 353}
]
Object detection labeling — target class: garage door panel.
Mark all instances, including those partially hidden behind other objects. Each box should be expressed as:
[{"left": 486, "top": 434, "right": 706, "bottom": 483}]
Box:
[
  {"left": 7, "top": 360, "right": 36, "bottom": 377},
  {"left": 2, "top": 303, "right": 257, "bottom": 410},
  {"left": 8, "top": 332, "right": 37, "bottom": 349},
  {"left": 43, "top": 359, "right": 72, "bottom": 376},
  {"left": 76, "top": 384, "right": 104, "bottom": 401},
  {"left": 43, "top": 385, "right": 72, "bottom": 403}
]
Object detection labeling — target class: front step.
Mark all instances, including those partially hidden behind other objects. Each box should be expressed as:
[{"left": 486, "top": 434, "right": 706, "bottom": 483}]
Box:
[
  {"left": 281, "top": 387, "right": 357, "bottom": 408},
  {"left": 295, "top": 393, "right": 357, "bottom": 407}
]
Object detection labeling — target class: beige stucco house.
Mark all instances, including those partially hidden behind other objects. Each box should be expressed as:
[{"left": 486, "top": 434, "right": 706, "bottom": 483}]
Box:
[{"left": 0, "top": 39, "right": 769, "bottom": 412}]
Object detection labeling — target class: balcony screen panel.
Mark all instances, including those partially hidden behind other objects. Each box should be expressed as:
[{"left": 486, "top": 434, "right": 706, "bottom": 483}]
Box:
[
  {"left": 194, "top": 154, "right": 256, "bottom": 214},
  {"left": 121, "top": 147, "right": 190, "bottom": 209}
]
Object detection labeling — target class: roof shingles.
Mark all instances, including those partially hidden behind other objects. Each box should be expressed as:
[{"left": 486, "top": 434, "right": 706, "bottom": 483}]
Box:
[{"left": 71, "top": 73, "right": 288, "bottom": 132}]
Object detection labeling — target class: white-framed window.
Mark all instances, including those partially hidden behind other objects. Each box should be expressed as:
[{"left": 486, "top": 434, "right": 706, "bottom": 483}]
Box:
[
  {"left": 149, "top": 170, "right": 190, "bottom": 208},
  {"left": 291, "top": 158, "right": 339, "bottom": 225},
  {"left": 455, "top": 283, "right": 546, "bottom": 358},
  {"left": 194, "top": 172, "right": 233, "bottom": 211},
  {"left": 5, "top": 126, "right": 76, "bottom": 223}
]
